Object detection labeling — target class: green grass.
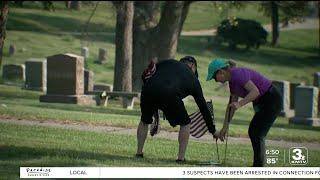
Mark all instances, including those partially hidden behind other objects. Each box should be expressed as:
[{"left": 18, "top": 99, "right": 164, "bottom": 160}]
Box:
[
  {"left": 184, "top": 2, "right": 270, "bottom": 30},
  {"left": 1, "top": 29, "right": 319, "bottom": 143},
  {"left": 0, "top": 84, "right": 319, "bottom": 142},
  {"left": 0, "top": 3, "right": 319, "bottom": 177},
  {"left": 8, "top": 1, "right": 272, "bottom": 33},
  {"left": 1, "top": 123, "right": 320, "bottom": 179},
  {"left": 7, "top": 1, "right": 117, "bottom": 33}
]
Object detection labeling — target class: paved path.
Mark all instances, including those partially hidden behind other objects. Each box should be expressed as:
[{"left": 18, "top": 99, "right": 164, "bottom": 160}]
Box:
[
  {"left": 1, "top": 117, "right": 319, "bottom": 150},
  {"left": 54, "top": 18, "right": 319, "bottom": 36}
]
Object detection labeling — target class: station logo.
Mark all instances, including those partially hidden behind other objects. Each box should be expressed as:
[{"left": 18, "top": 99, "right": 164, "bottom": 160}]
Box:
[{"left": 289, "top": 147, "right": 308, "bottom": 165}]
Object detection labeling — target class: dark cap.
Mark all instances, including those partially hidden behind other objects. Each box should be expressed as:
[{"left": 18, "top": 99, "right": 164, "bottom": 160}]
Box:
[{"left": 180, "top": 56, "right": 198, "bottom": 78}]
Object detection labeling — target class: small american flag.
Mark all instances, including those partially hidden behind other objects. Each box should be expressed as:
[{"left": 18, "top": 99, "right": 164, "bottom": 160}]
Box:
[{"left": 190, "top": 100, "right": 214, "bottom": 138}]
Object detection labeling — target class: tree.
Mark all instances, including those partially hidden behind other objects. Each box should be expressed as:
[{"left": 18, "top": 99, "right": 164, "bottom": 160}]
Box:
[
  {"left": 0, "top": 1, "right": 9, "bottom": 68},
  {"left": 111, "top": 1, "right": 192, "bottom": 91},
  {"left": 42, "top": 1, "right": 55, "bottom": 11},
  {"left": 259, "top": 1, "right": 309, "bottom": 46},
  {"left": 270, "top": 1, "right": 279, "bottom": 46},
  {"left": 113, "top": 1, "right": 134, "bottom": 92},
  {"left": 132, "top": 1, "right": 192, "bottom": 91},
  {"left": 70, "top": 1, "right": 81, "bottom": 10}
]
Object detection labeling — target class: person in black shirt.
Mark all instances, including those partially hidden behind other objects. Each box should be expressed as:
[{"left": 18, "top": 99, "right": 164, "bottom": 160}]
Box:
[{"left": 136, "top": 56, "right": 216, "bottom": 163}]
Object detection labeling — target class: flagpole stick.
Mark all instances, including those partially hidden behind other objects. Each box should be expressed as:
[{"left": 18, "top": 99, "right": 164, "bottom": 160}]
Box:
[
  {"left": 223, "top": 106, "right": 232, "bottom": 166},
  {"left": 216, "top": 138, "right": 220, "bottom": 163}
]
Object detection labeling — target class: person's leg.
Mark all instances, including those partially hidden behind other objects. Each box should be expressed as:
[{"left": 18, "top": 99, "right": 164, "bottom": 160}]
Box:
[
  {"left": 137, "top": 91, "right": 155, "bottom": 157},
  {"left": 177, "top": 124, "right": 190, "bottom": 160},
  {"left": 136, "top": 121, "right": 149, "bottom": 155},
  {"left": 249, "top": 102, "right": 281, "bottom": 166},
  {"left": 248, "top": 117, "right": 266, "bottom": 167},
  {"left": 163, "top": 97, "right": 191, "bottom": 162}
]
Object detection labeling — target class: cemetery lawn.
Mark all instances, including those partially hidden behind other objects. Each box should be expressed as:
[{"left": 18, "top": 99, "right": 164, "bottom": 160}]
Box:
[
  {"left": 0, "top": 84, "right": 319, "bottom": 143},
  {"left": 1, "top": 122, "right": 320, "bottom": 179},
  {"left": 7, "top": 2, "right": 269, "bottom": 33}
]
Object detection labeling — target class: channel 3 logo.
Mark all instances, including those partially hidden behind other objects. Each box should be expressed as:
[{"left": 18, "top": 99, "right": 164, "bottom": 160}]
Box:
[{"left": 289, "top": 147, "right": 308, "bottom": 165}]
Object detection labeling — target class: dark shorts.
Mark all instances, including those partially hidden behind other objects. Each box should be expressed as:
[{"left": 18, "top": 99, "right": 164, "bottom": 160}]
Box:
[{"left": 140, "top": 92, "right": 190, "bottom": 127}]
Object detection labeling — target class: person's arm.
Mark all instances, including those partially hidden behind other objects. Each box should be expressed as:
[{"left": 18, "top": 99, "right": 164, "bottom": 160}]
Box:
[
  {"left": 219, "top": 95, "right": 238, "bottom": 141},
  {"left": 222, "top": 95, "right": 238, "bottom": 129},
  {"left": 219, "top": 81, "right": 260, "bottom": 141},
  {"left": 192, "top": 80, "right": 216, "bottom": 134},
  {"left": 229, "top": 80, "right": 260, "bottom": 110}
]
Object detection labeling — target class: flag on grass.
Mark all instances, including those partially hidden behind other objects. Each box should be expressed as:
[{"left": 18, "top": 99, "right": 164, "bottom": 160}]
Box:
[{"left": 190, "top": 101, "right": 214, "bottom": 138}]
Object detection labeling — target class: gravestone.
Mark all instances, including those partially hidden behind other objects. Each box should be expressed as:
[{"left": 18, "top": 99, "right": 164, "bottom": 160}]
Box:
[
  {"left": 289, "top": 86, "right": 320, "bottom": 126},
  {"left": 9, "top": 44, "right": 16, "bottom": 56},
  {"left": 39, "top": 53, "right": 96, "bottom": 105},
  {"left": 2, "top": 64, "right": 25, "bottom": 84},
  {"left": 81, "top": 47, "right": 89, "bottom": 59},
  {"left": 289, "top": 82, "right": 305, "bottom": 110},
  {"left": 25, "top": 59, "right": 47, "bottom": 92},
  {"left": 84, "top": 69, "right": 94, "bottom": 94},
  {"left": 272, "top": 80, "right": 292, "bottom": 117},
  {"left": 98, "top": 48, "right": 107, "bottom": 64},
  {"left": 314, "top": 72, "right": 320, "bottom": 87}
]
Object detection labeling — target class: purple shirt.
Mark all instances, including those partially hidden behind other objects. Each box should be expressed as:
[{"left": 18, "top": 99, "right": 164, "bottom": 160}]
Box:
[{"left": 229, "top": 67, "right": 272, "bottom": 99}]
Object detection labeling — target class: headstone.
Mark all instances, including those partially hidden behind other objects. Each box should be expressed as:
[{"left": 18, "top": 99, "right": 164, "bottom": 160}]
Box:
[
  {"left": 272, "top": 80, "right": 292, "bottom": 117},
  {"left": 313, "top": 72, "right": 320, "bottom": 87},
  {"left": 39, "top": 53, "right": 96, "bottom": 105},
  {"left": 314, "top": 72, "right": 320, "bottom": 114},
  {"left": 289, "top": 82, "right": 305, "bottom": 109},
  {"left": 84, "top": 69, "right": 94, "bottom": 94},
  {"left": 25, "top": 59, "right": 47, "bottom": 92},
  {"left": 9, "top": 44, "right": 16, "bottom": 56},
  {"left": 93, "top": 83, "right": 113, "bottom": 92},
  {"left": 2, "top": 64, "right": 25, "bottom": 83},
  {"left": 289, "top": 86, "right": 320, "bottom": 126},
  {"left": 81, "top": 47, "right": 89, "bottom": 59},
  {"left": 98, "top": 48, "right": 107, "bottom": 64}
]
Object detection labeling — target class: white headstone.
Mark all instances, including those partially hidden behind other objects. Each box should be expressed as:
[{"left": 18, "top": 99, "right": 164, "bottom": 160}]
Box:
[
  {"left": 81, "top": 47, "right": 89, "bottom": 59},
  {"left": 289, "top": 86, "right": 320, "bottom": 126}
]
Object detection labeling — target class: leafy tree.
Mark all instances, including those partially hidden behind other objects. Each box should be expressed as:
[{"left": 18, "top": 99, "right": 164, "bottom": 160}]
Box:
[{"left": 259, "top": 1, "right": 309, "bottom": 46}]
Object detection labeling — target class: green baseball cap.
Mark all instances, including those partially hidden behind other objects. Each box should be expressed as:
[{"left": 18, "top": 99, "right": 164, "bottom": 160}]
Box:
[{"left": 206, "top": 58, "right": 228, "bottom": 81}]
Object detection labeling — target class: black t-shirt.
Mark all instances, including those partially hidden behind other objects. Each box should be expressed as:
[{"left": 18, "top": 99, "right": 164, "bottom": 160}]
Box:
[{"left": 142, "top": 59, "right": 215, "bottom": 133}]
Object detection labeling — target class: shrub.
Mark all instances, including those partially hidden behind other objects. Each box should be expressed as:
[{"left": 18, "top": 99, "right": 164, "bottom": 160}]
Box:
[{"left": 215, "top": 17, "right": 268, "bottom": 50}]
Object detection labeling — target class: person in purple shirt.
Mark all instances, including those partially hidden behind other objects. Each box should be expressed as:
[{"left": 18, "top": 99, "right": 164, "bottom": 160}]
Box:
[{"left": 206, "top": 58, "right": 282, "bottom": 167}]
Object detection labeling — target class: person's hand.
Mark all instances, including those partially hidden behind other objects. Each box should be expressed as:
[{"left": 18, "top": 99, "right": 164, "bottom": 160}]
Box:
[
  {"left": 218, "top": 127, "right": 228, "bottom": 142},
  {"left": 229, "top": 102, "right": 241, "bottom": 110},
  {"left": 213, "top": 130, "right": 220, "bottom": 140}
]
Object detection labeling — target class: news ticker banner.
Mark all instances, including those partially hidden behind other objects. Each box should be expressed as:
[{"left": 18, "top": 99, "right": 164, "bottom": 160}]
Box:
[{"left": 20, "top": 167, "right": 320, "bottom": 178}]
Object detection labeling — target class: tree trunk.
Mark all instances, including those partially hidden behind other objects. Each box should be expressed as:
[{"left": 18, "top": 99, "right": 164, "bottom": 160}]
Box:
[
  {"left": 178, "top": 2, "right": 192, "bottom": 36},
  {"left": 155, "top": 1, "right": 185, "bottom": 60},
  {"left": 65, "top": 1, "right": 71, "bottom": 8},
  {"left": 70, "top": 1, "right": 81, "bottom": 10},
  {"left": 271, "top": 1, "right": 279, "bottom": 46},
  {"left": 0, "top": 1, "right": 9, "bottom": 68},
  {"left": 132, "top": 1, "right": 191, "bottom": 91},
  {"left": 132, "top": 1, "right": 160, "bottom": 91},
  {"left": 113, "top": 1, "right": 134, "bottom": 92}
]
